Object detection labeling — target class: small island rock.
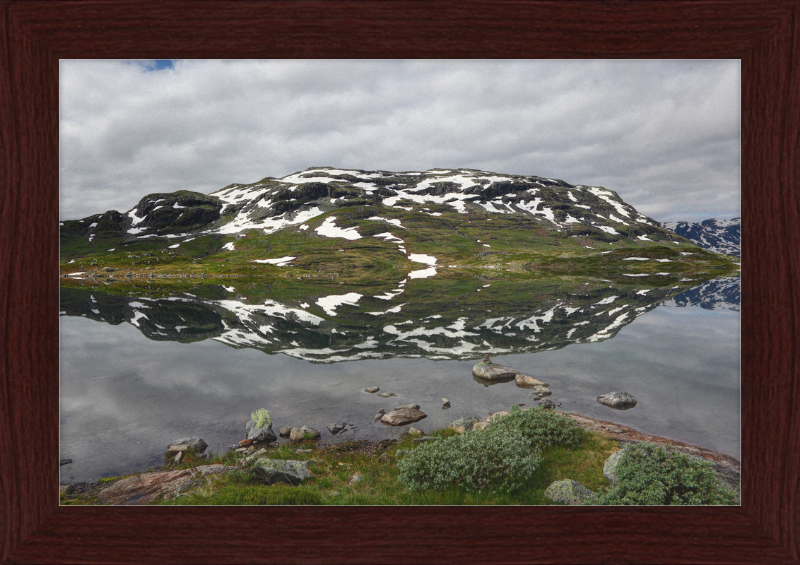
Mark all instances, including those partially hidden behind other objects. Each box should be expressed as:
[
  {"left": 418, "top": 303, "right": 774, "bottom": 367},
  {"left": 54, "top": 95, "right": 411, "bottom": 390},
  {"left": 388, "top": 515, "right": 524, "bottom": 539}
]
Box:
[
  {"left": 515, "top": 374, "right": 550, "bottom": 388},
  {"left": 597, "top": 391, "right": 637, "bottom": 409}
]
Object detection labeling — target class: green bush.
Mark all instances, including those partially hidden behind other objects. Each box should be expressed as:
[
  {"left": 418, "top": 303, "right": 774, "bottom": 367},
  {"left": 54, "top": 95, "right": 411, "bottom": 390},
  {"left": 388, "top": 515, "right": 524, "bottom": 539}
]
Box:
[
  {"left": 251, "top": 408, "right": 271, "bottom": 428},
  {"left": 491, "top": 406, "right": 585, "bottom": 449},
  {"left": 396, "top": 424, "right": 541, "bottom": 493},
  {"left": 590, "top": 442, "right": 739, "bottom": 505}
]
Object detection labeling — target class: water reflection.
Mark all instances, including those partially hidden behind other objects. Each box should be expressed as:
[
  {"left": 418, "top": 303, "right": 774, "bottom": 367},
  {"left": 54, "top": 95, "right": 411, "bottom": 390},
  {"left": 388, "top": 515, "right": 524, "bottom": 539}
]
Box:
[{"left": 60, "top": 276, "right": 738, "bottom": 362}]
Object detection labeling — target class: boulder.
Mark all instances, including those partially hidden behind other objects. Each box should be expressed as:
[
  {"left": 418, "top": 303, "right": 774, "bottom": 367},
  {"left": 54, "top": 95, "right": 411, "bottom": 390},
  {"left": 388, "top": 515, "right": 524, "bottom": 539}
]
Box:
[
  {"left": 380, "top": 408, "right": 428, "bottom": 426},
  {"left": 251, "top": 459, "right": 315, "bottom": 486},
  {"left": 449, "top": 416, "right": 479, "bottom": 434},
  {"left": 531, "top": 385, "right": 551, "bottom": 396},
  {"left": 279, "top": 426, "right": 292, "bottom": 437},
  {"left": 514, "top": 374, "right": 551, "bottom": 388},
  {"left": 348, "top": 473, "right": 363, "bottom": 485},
  {"left": 407, "top": 427, "right": 423, "bottom": 437},
  {"left": 472, "top": 421, "right": 490, "bottom": 432},
  {"left": 442, "top": 398, "right": 450, "bottom": 408},
  {"left": 289, "top": 425, "right": 322, "bottom": 442},
  {"left": 486, "top": 411, "right": 510, "bottom": 422},
  {"left": 394, "top": 403, "right": 420, "bottom": 411},
  {"left": 239, "top": 439, "right": 253, "bottom": 447},
  {"left": 167, "top": 437, "right": 208, "bottom": 454},
  {"left": 364, "top": 386, "right": 380, "bottom": 393},
  {"left": 604, "top": 450, "right": 624, "bottom": 485},
  {"left": 597, "top": 391, "right": 637, "bottom": 410},
  {"left": 544, "top": 479, "right": 595, "bottom": 505},
  {"left": 246, "top": 420, "right": 277, "bottom": 443},
  {"left": 539, "top": 399, "right": 555, "bottom": 410}
]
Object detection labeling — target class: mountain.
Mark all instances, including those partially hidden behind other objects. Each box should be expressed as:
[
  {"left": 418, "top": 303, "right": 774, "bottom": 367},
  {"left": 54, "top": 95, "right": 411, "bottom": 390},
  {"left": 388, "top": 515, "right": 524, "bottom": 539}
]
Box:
[
  {"left": 60, "top": 167, "right": 737, "bottom": 287},
  {"left": 661, "top": 218, "right": 740, "bottom": 257}
]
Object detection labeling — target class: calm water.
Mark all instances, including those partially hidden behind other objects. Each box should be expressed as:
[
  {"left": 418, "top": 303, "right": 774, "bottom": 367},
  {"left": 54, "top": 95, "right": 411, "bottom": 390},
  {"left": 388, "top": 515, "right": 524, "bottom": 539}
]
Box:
[{"left": 59, "top": 279, "right": 740, "bottom": 484}]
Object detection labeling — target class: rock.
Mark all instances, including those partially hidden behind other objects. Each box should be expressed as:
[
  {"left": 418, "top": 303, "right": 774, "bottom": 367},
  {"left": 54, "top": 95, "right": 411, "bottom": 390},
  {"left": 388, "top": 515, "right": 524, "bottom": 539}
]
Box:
[
  {"left": 544, "top": 479, "right": 596, "bottom": 505},
  {"left": 327, "top": 421, "right": 346, "bottom": 435},
  {"left": 539, "top": 399, "right": 555, "bottom": 410},
  {"left": 173, "top": 451, "right": 183, "bottom": 464},
  {"left": 373, "top": 413, "right": 385, "bottom": 423},
  {"left": 597, "top": 391, "right": 637, "bottom": 409},
  {"left": 380, "top": 408, "right": 428, "bottom": 426},
  {"left": 96, "top": 465, "right": 235, "bottom": 505},
  {"left": 279, "top": 426, "right": 292, "bottom": 437},
  {"left": 234, "top": 447, "right": 248, "bottom": 453},
  {"left": 167, "top": 437, "right": 208, "bottom": 454},
  {"left": 59, "top": 459, "right": 72, "bottom": 466},
  {"left": 472, "top": 421, "right": 490, "bottom": 432},
  {"left": 472, "top": 360, "right": 519, "bottom": 381},
  {"left": 449, "top": 416, "right": 479, "bottom": 434},
  {"left": 251, "top": 459, "right": 315, "bottom": 486},
  {"left": 407, "top": 427, "right": 423, "bottom": 437},
  {"left": 442, "top": 398, "right": 450, "bottom": 408},
  {"left": 348, "top": 474, "right": 363, "bottom": 485},
  {"left": 486, "top": 411, "right": 510, "bottom": 422},
  {"left": 364, "top": 386, "right": 380, "bottom": 393},
  {"left": 290, "top": 425, "right": 321, "bottom": 442},
  {"left": 378, "top": 453, "right": 390, "bottom": 463},
  {"left": 394, "top": 403, "right": 420, "bottom": 411},
  {"left": 376, "top": 392, "right": 396, "bottom": 398},
  {"left": 239, "top": 439, "right": 253, "bottom": 447},
  {"left": 330, "top": 491, "right": 341, "bottom": 496},
  {"left": 514, "top": 374, "right": 551, "bottom": 388},
  {"left": 604, "top": 450, "right": 624, "bottom": 485},
  {"left": 531, "top": 385, "right": 551, "bottom": 396},
  {"left": 246, "top": 420, "right": 277, "bottom": 443}
]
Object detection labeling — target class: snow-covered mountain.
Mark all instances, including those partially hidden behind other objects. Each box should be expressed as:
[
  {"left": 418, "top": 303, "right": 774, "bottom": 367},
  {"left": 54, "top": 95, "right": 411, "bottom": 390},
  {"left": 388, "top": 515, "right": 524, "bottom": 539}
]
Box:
[
  {"left": 661, "top": 218, "right": 740, "bottom": 257},
  {"left": 68, "top": 167, "right": 683, "bottom": 244}
]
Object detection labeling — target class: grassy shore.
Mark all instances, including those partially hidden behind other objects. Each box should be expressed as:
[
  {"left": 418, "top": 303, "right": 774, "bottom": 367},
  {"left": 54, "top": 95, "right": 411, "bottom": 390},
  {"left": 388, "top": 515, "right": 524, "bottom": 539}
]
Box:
[{"left": 61, "top": 422, "right": 621, "bottom": 506}]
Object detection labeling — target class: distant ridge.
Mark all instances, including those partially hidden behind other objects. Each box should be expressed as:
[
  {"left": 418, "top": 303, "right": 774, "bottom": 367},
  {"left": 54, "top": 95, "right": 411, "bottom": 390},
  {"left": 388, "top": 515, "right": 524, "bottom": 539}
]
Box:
[{"left": 661, "top": 218, "right": 740, "bottom": 257}]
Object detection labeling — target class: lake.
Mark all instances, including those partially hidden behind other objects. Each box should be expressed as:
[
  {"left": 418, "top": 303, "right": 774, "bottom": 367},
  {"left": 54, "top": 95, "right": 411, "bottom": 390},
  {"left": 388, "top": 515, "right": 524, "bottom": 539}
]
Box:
[{"left": 59, "top": 275, "right": 740, "bottom": 484}]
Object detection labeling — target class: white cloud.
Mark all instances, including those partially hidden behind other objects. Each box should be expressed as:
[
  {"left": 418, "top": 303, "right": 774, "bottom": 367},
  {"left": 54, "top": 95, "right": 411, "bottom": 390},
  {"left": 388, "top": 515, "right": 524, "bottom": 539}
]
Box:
[{"left": 59, "top": 59, "right": 740, "bottom": 223}]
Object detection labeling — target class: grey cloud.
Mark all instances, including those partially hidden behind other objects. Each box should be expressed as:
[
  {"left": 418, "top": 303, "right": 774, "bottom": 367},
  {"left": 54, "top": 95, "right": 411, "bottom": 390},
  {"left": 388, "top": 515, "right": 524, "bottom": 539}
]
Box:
[{"left": 60, "top": 59, "right": 739, "bottom": 223}]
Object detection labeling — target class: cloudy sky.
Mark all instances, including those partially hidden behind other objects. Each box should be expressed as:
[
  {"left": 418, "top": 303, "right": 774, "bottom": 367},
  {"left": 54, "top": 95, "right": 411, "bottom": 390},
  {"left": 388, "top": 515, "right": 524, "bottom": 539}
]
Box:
[{"left": 59, "top": 59, "right": 740, "bottom": 223}]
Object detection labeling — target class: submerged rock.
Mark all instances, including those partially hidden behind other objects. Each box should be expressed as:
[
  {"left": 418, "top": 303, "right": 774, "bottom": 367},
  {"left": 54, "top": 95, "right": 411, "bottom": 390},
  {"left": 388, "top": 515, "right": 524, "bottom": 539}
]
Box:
[
  {"left": 251, "top": 459, "right": 314, "bottom": 486},
  {"left": 514, "top": 374, "right": 550, "bottom": 388},
  {"left": 394, "top": 403, "right": 420, "bottom": 411},
  {"left": 380, "top": 408, "right": 427, "bottom": 426},
  {"left": 376, "top": 392, "right": 396, "bottom": 398},
  {"left": 530, "top": 385, "right": 551, "bottom": 396},
  {"left": 544, "top": 479, "right": 595, "bottom": 505},
  {"left": 597, "top": 391, "right": 637, "bottom": 409}
]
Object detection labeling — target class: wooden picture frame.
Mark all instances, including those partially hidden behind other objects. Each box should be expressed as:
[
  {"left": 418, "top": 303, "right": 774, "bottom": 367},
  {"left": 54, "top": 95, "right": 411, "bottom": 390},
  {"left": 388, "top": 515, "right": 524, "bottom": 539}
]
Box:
[{"left": 2, "top": 1, "right": 798, "bottom": 563}]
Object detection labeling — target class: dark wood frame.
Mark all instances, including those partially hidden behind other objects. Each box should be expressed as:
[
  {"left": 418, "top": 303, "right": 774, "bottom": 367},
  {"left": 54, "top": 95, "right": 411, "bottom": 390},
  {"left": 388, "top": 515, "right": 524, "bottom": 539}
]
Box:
[{"left": 2, "top": 1, "right": 798, "bottom": 563}]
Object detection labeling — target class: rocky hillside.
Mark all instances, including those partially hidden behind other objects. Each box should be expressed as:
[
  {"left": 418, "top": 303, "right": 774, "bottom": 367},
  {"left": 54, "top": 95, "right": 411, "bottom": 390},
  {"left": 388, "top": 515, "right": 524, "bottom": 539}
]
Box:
[{"left": 661, "top": 218, "right": 740, "bottom": 257}]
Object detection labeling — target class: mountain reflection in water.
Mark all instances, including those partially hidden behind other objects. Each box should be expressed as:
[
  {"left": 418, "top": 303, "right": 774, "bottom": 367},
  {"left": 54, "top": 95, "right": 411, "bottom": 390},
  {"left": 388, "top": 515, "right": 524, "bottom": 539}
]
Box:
[{"left": 59, "top": 276, "right": 740, "bottom": 484}]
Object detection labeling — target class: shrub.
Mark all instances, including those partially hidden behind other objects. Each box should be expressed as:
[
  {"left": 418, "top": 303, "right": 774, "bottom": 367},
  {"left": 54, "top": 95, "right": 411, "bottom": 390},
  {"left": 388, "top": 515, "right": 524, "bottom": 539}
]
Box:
[
  {"left": 589, "top": 442, "right": 739, "bottom": 505},
  {"left": 491, "top": 406, "right": 585, "bottom": 449},
  {"left": 396, "top": 424, "right": 541, "bottom": 493},
  {"left": 251, "top": 408, "right": 271, "bottom": 428}
]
